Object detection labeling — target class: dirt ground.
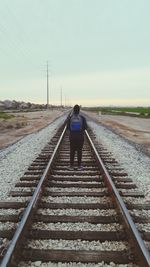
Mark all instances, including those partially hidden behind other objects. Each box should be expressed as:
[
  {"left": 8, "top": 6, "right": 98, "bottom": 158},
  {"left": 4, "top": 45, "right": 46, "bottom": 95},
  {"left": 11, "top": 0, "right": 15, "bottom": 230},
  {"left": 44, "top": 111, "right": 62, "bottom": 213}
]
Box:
[
  {"left": 83, "top": 111, "right": 150, "bottom": 156},
  {"left": 0, "top": 109, "right": 65, "bottom": 150},
  {"left": 0, "top": 109, "right": 150, "bottom": 156}
]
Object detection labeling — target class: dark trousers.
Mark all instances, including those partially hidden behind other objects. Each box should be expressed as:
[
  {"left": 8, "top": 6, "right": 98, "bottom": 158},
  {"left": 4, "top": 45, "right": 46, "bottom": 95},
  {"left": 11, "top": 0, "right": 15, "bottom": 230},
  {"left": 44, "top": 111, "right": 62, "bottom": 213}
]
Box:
[{"left": 70, "top": 138, "right": 84, "bottom": 166}]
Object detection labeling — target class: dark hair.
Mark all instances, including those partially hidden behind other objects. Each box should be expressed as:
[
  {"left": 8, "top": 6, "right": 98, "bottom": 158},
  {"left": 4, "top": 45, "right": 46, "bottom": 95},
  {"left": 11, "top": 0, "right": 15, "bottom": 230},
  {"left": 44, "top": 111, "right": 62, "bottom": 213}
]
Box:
[{"left": 73, "top": 104, "right": 80, "bottom": 114}]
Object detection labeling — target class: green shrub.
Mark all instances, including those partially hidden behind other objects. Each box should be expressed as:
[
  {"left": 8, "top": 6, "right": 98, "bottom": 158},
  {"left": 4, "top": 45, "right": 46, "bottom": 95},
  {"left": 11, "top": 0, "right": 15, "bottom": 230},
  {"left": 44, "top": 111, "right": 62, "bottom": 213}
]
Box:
[{"left": 0, "top": 112, "right": 14, "bottom": 119}]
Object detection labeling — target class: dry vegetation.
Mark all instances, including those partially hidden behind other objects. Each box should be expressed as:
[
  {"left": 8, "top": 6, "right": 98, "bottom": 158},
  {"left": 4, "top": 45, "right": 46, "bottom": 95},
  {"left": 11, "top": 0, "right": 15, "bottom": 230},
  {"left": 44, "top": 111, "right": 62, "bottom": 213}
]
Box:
[
  {"left": 0, "top": 109, "right": 65, "bottom": 149},
  {"left": 0, "top": 109, "right": 150, "bottom": 157}
]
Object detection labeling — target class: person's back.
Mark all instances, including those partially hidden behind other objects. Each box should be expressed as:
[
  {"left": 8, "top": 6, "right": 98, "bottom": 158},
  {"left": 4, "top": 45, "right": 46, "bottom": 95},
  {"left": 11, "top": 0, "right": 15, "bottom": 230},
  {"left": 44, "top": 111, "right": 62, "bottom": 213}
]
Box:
[
  {"left": 67, "top": 104, "right": 87, "bottom": 170},
  {"left": 70, "top": 113, "right": 83, "bottom": 132}
]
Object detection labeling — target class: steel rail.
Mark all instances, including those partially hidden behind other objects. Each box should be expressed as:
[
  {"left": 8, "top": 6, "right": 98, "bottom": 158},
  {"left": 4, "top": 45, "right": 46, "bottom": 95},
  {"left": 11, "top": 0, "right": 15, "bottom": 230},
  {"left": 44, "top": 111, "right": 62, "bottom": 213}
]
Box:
[
  {"left": 1, "top": 123, "right": 149, "bottom": 266},
  {"left": 1, "top": 125, "right": 67, "bottom": 267},
  {"left": 85, "top": 130, "right": 150, "bottom": 267}
]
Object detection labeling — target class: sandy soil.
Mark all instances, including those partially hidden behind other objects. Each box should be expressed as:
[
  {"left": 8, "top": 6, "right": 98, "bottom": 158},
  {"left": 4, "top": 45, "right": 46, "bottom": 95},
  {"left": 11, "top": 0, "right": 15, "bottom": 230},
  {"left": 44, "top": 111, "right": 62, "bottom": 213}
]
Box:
[
  {"left": 83, "top": 111, "right": 150, "bottom": 156},
  {"left": 0, "top": 109, "right": 150, "bottom": 156},
  {"left": 0, "top": 109, "right": 65, "bottom": 149},
  {"left": 100, "top": 115, "right": 150, "bottom": 145}
]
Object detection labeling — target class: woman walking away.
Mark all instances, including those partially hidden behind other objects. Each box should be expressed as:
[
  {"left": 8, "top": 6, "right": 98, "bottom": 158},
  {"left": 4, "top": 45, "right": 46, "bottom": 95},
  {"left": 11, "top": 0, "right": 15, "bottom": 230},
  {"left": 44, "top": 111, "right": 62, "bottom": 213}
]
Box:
[{"left": 67, "top": 104, "right": 87, "bottom": 170}]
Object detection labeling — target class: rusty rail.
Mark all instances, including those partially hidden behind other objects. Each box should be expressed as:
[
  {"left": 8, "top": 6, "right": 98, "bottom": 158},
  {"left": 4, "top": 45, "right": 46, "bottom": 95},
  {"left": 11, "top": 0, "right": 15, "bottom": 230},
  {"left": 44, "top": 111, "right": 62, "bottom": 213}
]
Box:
[
  {"left": 0, "top": 126, "right": 67, "bottom": 267},
  {"left": 1, "top": 124, "right": 150, "bottom": 267}
]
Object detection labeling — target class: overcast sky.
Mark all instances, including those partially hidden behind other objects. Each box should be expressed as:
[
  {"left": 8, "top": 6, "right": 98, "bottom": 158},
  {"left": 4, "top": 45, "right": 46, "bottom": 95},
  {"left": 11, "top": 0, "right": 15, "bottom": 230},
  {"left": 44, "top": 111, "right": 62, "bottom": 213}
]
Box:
[{"left": 0, "top": 0, "right": 150, "bottom": 106}]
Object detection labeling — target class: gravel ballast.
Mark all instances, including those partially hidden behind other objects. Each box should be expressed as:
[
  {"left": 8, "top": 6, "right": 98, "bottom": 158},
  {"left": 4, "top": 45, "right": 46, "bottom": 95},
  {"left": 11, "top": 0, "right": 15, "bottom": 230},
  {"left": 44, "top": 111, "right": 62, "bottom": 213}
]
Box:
[
  {"left": 0, "top": 114, "right": 149, "bottom": 267},
  {"left": 88, "top": 121, "right": 150, "bottom": 200},
  {"left": 0, "top": 114, "right": 149, "bottom": 214},
  {"left": 0, "top": 115, "right": 66, "bottom": 200},
  {"left": 32, "top": 222, "right": 123, "bottom": 231},
  {"left": 27, "top": 239, "right": 128, "bottom": 251},
  {"left": 18, "top": 262, "right": 138, "bottom": 267}
]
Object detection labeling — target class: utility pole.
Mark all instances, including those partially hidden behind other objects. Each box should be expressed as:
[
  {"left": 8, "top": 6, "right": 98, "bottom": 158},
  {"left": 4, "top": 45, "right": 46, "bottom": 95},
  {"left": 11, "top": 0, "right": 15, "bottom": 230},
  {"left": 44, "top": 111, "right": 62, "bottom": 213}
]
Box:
[
  {"left": 60, "top": 87, "right": 62, "bottom": 107},
  {"left": 46, "top": 61, "right": 49, "bottom": 109}
]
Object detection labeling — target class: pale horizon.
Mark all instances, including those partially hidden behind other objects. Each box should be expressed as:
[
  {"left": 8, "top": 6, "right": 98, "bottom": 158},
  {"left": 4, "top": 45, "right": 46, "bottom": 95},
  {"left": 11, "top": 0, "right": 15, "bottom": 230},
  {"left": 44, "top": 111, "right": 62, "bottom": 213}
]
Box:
[{"left": 0, "top": 0, "right": 150, "bottom": 107}]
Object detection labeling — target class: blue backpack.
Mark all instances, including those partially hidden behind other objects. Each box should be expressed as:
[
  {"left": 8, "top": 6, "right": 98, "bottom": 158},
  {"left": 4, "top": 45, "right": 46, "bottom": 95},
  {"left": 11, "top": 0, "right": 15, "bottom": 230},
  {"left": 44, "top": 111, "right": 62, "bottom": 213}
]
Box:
[{"left": 70, "top": 114, "right": 83, "bottom": 131}]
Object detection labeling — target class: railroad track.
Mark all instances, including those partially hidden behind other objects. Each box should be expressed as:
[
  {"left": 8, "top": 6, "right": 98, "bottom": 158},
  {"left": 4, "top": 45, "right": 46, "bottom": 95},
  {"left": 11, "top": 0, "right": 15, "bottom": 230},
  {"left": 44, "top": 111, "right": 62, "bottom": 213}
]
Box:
[{"left": 0, "top": 120, "right": 150, "bottom": 267}]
